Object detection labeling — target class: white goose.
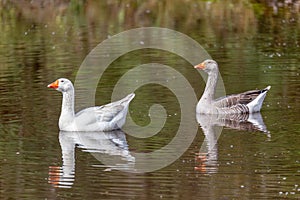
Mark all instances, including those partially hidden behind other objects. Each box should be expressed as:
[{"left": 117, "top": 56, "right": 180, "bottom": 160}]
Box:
[
  {"left": 47, "top": 78, "right": 135, "bottom": 131},
  {"left": 194, "top": 59, "right": 271, "bottom": 114}
]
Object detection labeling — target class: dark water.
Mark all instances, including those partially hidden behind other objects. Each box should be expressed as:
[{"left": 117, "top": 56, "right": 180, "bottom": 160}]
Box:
[{"left": 0, "top": 1, "right": 300, "bottom": 199}]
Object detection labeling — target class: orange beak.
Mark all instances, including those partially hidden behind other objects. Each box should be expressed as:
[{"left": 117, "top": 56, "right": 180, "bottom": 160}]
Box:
[
  {"left": 194, "top": 62, "right": 206, "bottom": 69},
  {"left": 47, "top": 80, "right": 59, "bottom": 89}
]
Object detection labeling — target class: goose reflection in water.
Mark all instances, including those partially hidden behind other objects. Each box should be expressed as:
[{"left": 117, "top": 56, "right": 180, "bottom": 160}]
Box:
[
  {"left": 195, "top": 112, "right": 270, "bottom": 173},
  {"left": 48, "top": 130, "right": 135, "bottom": 188}
]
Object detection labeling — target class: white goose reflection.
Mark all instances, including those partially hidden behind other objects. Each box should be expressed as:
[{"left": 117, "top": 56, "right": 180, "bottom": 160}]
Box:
[
  {"left": 195, "top": 112, "right": 270, "bottom": 173},
  {"left": 48, "top": 130, "right": 135, "bottom": 188}
]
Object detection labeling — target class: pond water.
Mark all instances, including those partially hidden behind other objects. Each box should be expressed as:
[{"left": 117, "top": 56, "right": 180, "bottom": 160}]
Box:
[{"left": 0, "top": 1, "right": 300, "bottom": 199}]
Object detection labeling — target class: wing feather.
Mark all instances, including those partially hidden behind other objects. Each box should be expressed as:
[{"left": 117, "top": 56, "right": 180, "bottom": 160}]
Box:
[
  {"left": 75, "top": 104, "right": 124, "bottom": 125},
  {"left": 214, "top": 88, "right": 267, "bottom": 109},
  {"left": 73, "top": 93, "right": 135, "bottom": 128}
]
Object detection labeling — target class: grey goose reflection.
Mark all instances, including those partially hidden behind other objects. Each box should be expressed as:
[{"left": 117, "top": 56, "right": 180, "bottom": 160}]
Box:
[{"left": 195, "top": 112, "right": 270, "bottom": 173}]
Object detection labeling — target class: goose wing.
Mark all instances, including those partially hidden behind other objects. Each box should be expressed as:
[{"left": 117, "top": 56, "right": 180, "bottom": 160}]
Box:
[
  {"left": 75, "top": 93, "right": 135, "bottom": 126},
  {"left": 75, "top": 104, "right": 124, "bottom": 126},
  {"left": 213, "top": 87, "right": 270, "bottom": 108}
]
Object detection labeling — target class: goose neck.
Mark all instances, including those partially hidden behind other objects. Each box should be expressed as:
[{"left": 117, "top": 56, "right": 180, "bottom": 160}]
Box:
[
  {"left": 61, "top": 89, "right": 75, "bottom": 117},
  {"left": 202, "top": 70, "right": 218, "bottom": 102}
]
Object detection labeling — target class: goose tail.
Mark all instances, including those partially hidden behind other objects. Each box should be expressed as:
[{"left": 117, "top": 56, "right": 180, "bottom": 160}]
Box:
[{"left": 247, "top": 86, "right": 271, "bottom": 113}]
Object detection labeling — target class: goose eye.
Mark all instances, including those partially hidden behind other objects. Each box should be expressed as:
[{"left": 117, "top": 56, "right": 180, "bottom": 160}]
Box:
[{"left": 60, "top": 80, "right": 64, "bottom": 83}]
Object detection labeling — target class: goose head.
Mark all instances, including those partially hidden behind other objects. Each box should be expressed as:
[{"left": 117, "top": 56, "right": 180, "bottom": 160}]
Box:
[
  {"left": 47, "top": 78, "right": 73, "bottom": 93},
  {"left": 194, "top": 59, "right": 219, "bottom": 74}
]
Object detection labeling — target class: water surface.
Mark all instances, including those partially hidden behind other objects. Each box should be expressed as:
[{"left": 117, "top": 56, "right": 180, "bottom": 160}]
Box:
[{"left": 0, "top": 1, "right": 299, "bottom": 199}]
